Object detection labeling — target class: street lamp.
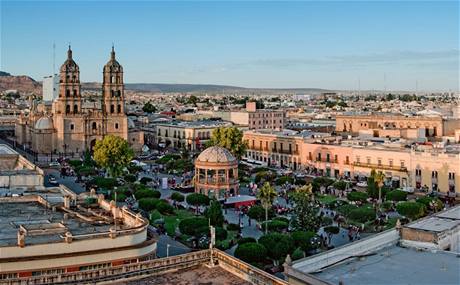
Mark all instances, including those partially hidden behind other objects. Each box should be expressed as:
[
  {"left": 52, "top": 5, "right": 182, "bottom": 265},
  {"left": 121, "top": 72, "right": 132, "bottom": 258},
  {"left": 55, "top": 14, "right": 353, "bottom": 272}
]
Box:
[{"left": 166, "top": 244, "right": 170, "bottom": 257}]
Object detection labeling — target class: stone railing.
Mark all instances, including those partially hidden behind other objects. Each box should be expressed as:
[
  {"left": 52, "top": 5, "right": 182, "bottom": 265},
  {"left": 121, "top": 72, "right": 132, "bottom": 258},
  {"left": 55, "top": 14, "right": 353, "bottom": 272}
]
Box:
[{"left": 2, "top": 249, "right": 289, "bottom": 285}]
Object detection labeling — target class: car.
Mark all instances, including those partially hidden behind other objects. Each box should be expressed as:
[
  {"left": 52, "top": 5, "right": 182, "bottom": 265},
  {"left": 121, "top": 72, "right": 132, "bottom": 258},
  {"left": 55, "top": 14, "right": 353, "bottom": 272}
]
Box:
[
  {"left": 49, "top": 161, "right": 61, "bottom": 167},
  {"left": 48, "top": 176, "right": 59, "bottom": 186},
  {"left": 356, "top": 181, "right": 368, "bottom": 188}
]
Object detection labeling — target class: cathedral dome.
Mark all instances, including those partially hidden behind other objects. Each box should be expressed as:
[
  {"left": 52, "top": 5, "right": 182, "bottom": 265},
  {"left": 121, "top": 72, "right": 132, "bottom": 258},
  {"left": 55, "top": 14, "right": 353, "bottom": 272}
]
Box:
[
  {"left": 196, "top": 146, "right": 237, "bottom": 164},
  {"left": 35, "top": 117, "right": 54, "bottom": 130}
]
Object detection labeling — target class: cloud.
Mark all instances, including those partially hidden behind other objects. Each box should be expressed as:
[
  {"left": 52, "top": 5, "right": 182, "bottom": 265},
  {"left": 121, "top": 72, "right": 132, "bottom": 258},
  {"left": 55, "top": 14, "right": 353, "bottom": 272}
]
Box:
[{"left": 230, "top": 49, "right": 459, "bottom": 69}]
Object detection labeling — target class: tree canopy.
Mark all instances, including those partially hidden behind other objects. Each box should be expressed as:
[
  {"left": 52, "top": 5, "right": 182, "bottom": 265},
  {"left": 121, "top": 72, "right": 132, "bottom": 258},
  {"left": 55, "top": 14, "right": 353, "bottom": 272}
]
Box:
[
  {"left": 206, "top": 127, "right": 248, "bottom": 159},
  {"left": 142, "top": 101, "right": 157, "bottom": 113},
  {"left": 93, "top": 135, "right": 134, "bottom": 177},
  {"left": 291, "top": 184, "right": 321, "bottom": 232}
]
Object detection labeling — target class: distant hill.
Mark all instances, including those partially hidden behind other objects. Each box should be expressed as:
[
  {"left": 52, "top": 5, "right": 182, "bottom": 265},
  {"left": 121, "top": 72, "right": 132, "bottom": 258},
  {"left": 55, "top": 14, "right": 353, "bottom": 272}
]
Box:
[
  {"left": 0, "top": 72, "right": 330, "bottom": 95},
  {"left": 0, "top": 72, "right": 41, "bottom": 94}
]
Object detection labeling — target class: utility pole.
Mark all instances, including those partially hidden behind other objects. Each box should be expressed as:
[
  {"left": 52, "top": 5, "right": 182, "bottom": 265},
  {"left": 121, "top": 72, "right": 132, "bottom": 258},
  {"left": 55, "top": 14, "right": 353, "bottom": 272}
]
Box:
[{"left": 209, "top": 225, "right": 215, "bottom": 267}]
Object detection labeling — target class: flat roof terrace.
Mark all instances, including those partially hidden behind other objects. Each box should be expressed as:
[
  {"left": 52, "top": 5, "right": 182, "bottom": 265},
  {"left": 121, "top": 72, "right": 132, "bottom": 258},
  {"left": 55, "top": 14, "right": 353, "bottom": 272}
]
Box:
[
  {"left": 312, "top": 245, "right": 460, "bottom": 285},
  {"left": 0, "top": 199, "right": 125, "bottom": 247}
]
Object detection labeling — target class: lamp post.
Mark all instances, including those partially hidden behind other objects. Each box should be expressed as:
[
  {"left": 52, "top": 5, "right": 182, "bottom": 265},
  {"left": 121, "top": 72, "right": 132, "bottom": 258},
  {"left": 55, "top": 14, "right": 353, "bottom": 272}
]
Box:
[{"left": 166, "top": 244, "right": 170, "bottom": 257}]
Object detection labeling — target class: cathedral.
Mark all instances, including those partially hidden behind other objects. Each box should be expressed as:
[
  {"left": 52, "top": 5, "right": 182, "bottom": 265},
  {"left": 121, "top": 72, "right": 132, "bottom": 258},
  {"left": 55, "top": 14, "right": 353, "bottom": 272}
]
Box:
[{"left": 15, "top": 47, "right": 144, "bottom": 156}]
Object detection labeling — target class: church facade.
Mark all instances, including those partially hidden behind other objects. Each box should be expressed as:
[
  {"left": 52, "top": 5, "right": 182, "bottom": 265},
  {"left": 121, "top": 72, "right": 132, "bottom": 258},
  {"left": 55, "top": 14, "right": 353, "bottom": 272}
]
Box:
[{"left": 15, "top": 47, "right": 144, "bottom": 156}]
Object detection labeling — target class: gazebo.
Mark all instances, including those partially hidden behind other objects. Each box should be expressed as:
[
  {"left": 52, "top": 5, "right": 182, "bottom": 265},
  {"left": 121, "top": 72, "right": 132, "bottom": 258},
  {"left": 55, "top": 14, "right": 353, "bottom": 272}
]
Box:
[{"left": 194, "top": 146, "right": 239, "bottom": 199}]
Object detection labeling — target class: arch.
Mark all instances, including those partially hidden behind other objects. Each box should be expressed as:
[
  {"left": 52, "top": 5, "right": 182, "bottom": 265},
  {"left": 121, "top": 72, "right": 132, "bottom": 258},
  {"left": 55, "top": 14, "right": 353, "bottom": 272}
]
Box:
[
  {"left": 117, "top": 104, "right": 121, "bottom": 113},
  {"left": 110, "top": 104, "right": 114, "bottom": 113},
  {"left": 90, "top": 139, "right": 97, "bottom": 152}
]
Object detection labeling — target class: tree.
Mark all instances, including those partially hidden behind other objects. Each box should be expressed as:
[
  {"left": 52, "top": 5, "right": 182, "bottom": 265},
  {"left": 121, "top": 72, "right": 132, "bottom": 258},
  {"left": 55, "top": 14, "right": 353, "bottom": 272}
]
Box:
[
  {"left": 186, "top": 193, "right": 210, "bottom": 213},
  {"left": 206, "top": 127, "right": 248, "bottom": 159},
  {"left": 385, "top": 190, "right": 408, "bottom": 201},
  {"left": 347, "top": 191, "right": 369, "bottom": 203},
  {"left": 291, "top": 184, "right": 321, "bottom": 232},
  {"left": 291, "top": 231, "right": 317, "bottom": 252},
  {"left": 142, "top": 101, "right": 156, "bottom": 113},
  {"left": 93, "top": 135, "right": 134, "bottom": 177},
  {"left": 257, "top": 182, "right": 277, "bottom": 234},
  {"left": 234, "top": 242, "right": 267, "bottom": 264},
  {"left": 205, "top": 200, "right": 224, "bottom": 227},
  {"left": 371, "top": 169, "right": 386, "bottom": 204},
  {"left": 396, "top": 202, "right": 426, "bottom": 220},
  {"left": 258, "top": 233, "right": 294, "bottom": 265},
  {"left": 135, "top": 189, "right": 161, "bottom": 200},
  {"left": 170, "top": 192, "right": 185, "bottom": 208},
  {"left": 248, "top": 205, "right": 274, "bottom": 221}
]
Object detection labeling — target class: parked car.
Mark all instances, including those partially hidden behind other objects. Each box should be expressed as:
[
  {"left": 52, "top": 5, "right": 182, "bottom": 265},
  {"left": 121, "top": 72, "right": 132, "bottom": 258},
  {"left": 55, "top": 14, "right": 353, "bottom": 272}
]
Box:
[
  {"left": 49, "top": 161, "right": 61, "bottom": 167},
  {"left": 48, "top": 176, "right": 59, "bottom": 186},
  {"left": 356, "top": 181, "right": 368, "bottom": 188}
]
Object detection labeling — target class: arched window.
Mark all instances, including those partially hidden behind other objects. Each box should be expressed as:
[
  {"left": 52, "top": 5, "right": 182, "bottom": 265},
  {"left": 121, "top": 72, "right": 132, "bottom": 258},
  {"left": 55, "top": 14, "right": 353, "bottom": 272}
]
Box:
[
  {"left": 110, "top": 105, "right": 114, "bottom": 113},
  {"left": 92, "top": 122, "right": 97, "bottom": 130},
  {"left": 111, "top": 90, "right": 114, "bottom": 97},
  {"left": 115, "top": 123, "right": 119, "bottom": 129},
  {"left": 117, "top": 90, "right": 121, "bottom": 97},
  {"left": 66, "top": 105, "right": 70, "bottom": 114},
  {"left": 73, "top": 89, "right": 77, "bottom": 97},
  {"left": 74, "top": 104, "right": 78, "bottom": 113},
  {"left": 117, "top": 105, "right": 121, "bottom": 113},
  {"left": 66, "top": 90, "right": 70, "bottom": 97}
]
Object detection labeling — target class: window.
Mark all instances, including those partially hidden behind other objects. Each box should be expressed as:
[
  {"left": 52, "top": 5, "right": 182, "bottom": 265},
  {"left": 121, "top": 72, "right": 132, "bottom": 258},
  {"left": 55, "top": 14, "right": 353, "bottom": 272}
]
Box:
[
  {"left": 334, "top": 155, "right": 338, "bottom": 163},
  {"left": 115, "top": 123, "right": 119, "bottom": 129},
  {"left": 432, "top": 171, "right": 438, "bottom": 178},
  {"left": 449, "top": 172, "right": 455, "bottom": 181},
  {"left": 74, "top": 104, "right": 78, "bottom": 113},
  {"left": 110, "top": 105, "right": 114, "bottom": 113},
  {"left": 92, "top": 122, "right": 97, "bottom": 130},
  {"left": 70, "top": 124, "right": 74, "bottom": 130},
  {"left": 326, "top": 154, "right": 330, "bottom": 162},
  {"left": 378, "top": 159, "right": 382, "bottom": 166},
  {"left": 389, "top": 159, "right": 393, "bottom": 167},
  {"left": 345, "top": 156, "right": 349, "bottom": 164},
  {"left": 117, "top": 105, "right": 121, "bottom": 113},
  {"left": 66, "top": 105, "right": 70, "bottom": 114},
  {"left": 400, "top": 161, "right": 405, "bottom": 168},
  {"left": 366, "top": 157, "right": 371, "bottom": 165},
  {"left": 66, "top": 89, "right": 70, "bottom": 97}
]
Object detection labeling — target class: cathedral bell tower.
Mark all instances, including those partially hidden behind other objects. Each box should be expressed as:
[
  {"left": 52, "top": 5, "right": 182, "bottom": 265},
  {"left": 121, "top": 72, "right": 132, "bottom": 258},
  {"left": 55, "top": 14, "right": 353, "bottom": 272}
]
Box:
[
  {"left": 102, "top": 46, "right": 125, "bottom": 115},
  {"left": 55, "top": 46, "right": 82, "bottom": 115}
]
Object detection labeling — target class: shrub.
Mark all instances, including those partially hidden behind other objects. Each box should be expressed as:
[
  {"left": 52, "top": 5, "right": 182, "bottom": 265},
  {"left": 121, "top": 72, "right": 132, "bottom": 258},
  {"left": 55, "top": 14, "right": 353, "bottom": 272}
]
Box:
[
  {"left": 323, "top": 226, "right": 340, "bottom": 235},
  {"left": 291, "top": 231, "right": 316, "bottom": 251},
  {"left": 312, "top": 177, "right": 334, "bottom": 192},
  {"left": 139, "top": 177, "right": 153, "bottom": 185},
  {"left": 186, "top": 193, "right": 210, "bottom": 207},
  {"left": 396, "top": 202, "right": 426, "bottom": 220},
  {"left": 135, "top": 189, "right": 161, "bottom": 200},
  {"left": 237, "top": 237, "right": 256, "bottom": 245},
  {"left": 138, "top": 198, "right": 160, "bottom": 211},
  {"left": 381, "top": 201, "right": 393, "bottom": 211},
  {"left": 171, "top": 192, "right": 185, "bottom": 202},
  {"left": 273, "top": 216, "right": 290, "bottom": 224},
  {"left": 261, "top": 220, "right": 289, "bottom": 232},
  {"left": 124, "top": 174, "right": 137, "bottom": 183},
  {"left": 248, "top": 205, "right": 275, "bottom": 221},
  {"left": 416, "top": 197, "right": 443, "bottom": 211},
  {"left": 255, "top": 171, "right": 276, "bottom": 183},
  {"left": 92, "top": 177, "right": 118, "bottom": 189},
  {"left": 215, "top": 227, "right": 228, "bottom": 240},
  {"left": 68, "top": 160, "right": 83, "bottom": 167},
  {"left": 156, "top": 200, "right": 175, "bottom": 215},
  {"left": 347, "top": 191, "right": 369, "bottom": 202},
  {"left": 234, "top": 242, "right": 267, "bottom": 263},
  {"left": 205, "top": 200, "right": 224, "bottom": 227},
  {"left": 337, "top": 204, "right": 358, "bottom": 216},
  {"left": 227, "top": 223, "right": 241, "bottom": 232},
  {"left": 291, "top": 247, "right": 305, "bottom": 261},
  {"left": 294, "top": 178, "right": 307, "bottom": 186},
  {"left": 348, "top": 207, "right": 375, "bottom": 223},
  {"left": 386, "top": 190, "right": 408, "bottom": 201},
  {"left": 179, "top": 217, "right": 209, "bottom": 236},
  {"left": 276, "top": 176, "right": 294, "bottom": 186},
  {"left": 333, "top": 180, "right": 349, "bottom": 191}
]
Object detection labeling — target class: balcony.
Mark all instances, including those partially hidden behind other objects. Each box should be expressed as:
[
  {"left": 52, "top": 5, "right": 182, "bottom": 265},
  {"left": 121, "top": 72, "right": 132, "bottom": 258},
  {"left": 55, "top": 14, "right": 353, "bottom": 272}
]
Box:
[{"left": 353, "top": 162, "right": 407, "bottom": 172}]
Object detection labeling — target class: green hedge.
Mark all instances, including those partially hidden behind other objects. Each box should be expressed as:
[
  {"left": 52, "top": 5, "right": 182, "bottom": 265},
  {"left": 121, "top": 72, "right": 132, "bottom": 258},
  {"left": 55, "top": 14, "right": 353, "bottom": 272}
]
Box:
[
  {"left": 261, "top": 220, "right": 289, "bottom": 232},
  {"left": 138, "top": 198, "right": 160, "bottom": 211},
  {"left": 385, "top": 190, "right": 408, "bottom": 201},
  {"left": 416, "top": 197, "right": 443, "bottom": 211},
  {"left": 348, "top": 207, "right": 375, "bottom": 223},
  {"left": 135, "top": 189, "right": 161, "bottom": 200},
  {"left": 156, "top": 200, "right": 175, "bottom": 215},
  {"left": 179, "top": 217, "right": 209, "bottom": 236},
  {"left": 291, "top": 231, "right": 316, "bottom": 251},
  {"left": 347, "top": 191, "right": 369, "bottom": 202},
  {"left": 237, "top": 237, "right": 257, "bottom": 245},
  {"left": 396, "top": 202, "right": 426, "bottom": 220},
  {"left": 337, "top": 204, "right": 358, "bottom": 216}
]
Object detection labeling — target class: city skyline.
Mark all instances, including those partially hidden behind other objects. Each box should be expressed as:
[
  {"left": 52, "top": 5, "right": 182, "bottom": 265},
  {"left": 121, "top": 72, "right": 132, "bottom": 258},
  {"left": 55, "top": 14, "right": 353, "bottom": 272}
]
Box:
[{"left": 1, "top": 1, "right": 459, "bottom": 92}]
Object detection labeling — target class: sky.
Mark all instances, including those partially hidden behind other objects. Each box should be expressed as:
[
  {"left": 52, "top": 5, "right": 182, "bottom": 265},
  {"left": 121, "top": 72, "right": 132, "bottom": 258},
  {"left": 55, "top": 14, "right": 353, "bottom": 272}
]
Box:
[{"left": 1, "top": 0, "right": 459, "bottom": 91}]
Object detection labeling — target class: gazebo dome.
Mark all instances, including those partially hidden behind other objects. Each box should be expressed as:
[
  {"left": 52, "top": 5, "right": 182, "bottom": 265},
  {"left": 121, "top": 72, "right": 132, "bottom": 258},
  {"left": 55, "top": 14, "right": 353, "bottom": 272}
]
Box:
[
  {"left": 34, "top": 117, "right": 54, "bottom": 130},
  {"left": 196, "top": 146, "right": 236, "bottom": 164}
]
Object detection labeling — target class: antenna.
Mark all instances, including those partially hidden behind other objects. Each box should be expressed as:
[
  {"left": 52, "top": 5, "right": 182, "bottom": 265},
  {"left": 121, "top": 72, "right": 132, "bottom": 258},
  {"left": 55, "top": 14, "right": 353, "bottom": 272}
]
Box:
[{"left": 53, "top": 42, "right": 56, "bottom": 75}]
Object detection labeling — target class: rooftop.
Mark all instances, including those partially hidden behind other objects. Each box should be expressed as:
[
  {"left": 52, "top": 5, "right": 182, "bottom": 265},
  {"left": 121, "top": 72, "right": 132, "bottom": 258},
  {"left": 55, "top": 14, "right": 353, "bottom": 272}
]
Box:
[
  {"left": 311, "top": 245, "right": 459, "bottom": 285},
  {"left": 156, "top": 119, "right": 232, "bottom": 128},
  {"left": 0, "top": 197, "right": 126, "bottom": 247},
  {"left": 405, "top": 216, "right": 459, "bottom": 233}
]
